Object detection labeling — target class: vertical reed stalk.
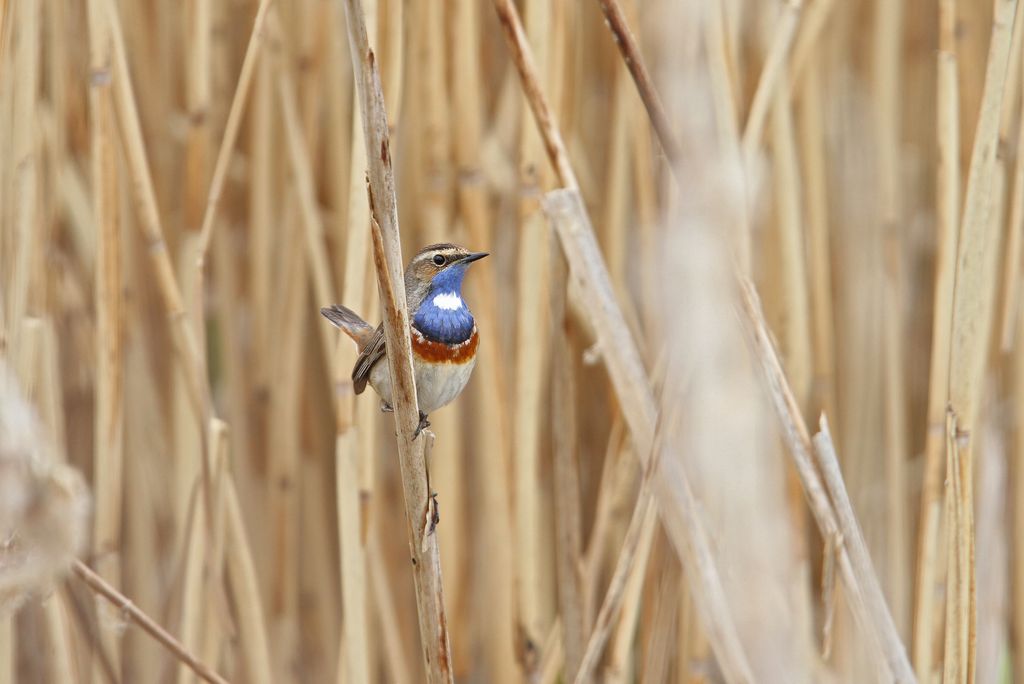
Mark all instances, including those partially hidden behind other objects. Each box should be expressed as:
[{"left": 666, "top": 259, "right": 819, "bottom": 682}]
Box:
[
  {"left": 550, "top": 245, "right": 584, "bottom": 680},
  {"left": 337, "top": 0, "right": 454, "bottom": 679},
  {"left": 513, "top": 0, "right": 554, "bottom": 667},
  {"left": 88, "top": 0, "right": 124, "bottom": 678},
  {"left": 913, "top": 0, "right": 960, "bottom": 674},
  {"left": 873, "top": 0, "right": 909, "bottom": 636},
  {"left": 946, "top": 1, "right": 1019, "bottom": 679},
  {"left": 1013, "top": 316, "right": 1024, "bottom": 677},
  {"left": 332, "top": 95, "right": 372, "bottom": 683}
]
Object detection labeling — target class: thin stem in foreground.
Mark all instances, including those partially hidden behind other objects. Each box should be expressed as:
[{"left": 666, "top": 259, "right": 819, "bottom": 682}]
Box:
[{"left": 72, "top": 560, "right": 228, "bottom": 684}]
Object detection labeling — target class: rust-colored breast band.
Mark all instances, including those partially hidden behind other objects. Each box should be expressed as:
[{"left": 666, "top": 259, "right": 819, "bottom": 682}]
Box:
[{"left": 411, "top": 327, "right": 479, "bottom": 364}]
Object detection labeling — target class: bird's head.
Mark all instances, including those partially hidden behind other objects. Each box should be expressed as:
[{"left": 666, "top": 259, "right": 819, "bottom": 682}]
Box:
[{"left": 405, "top": 243, "right": 488, "bottom": 308}]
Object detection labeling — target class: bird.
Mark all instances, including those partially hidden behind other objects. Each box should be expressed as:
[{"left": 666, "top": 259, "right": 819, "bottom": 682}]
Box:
[{"left": 321, "top": 243, "right": 488, "bottom": 437}]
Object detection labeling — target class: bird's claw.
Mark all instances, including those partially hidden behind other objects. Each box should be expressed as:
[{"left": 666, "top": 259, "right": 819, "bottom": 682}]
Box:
[{"left": 413, "top": 412, "right": 431, "bottom": 440}]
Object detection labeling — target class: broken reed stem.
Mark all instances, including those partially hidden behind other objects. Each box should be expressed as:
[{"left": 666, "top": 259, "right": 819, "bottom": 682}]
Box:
[
  {"left": 741, "top": 278, "right": 915, "bottom": 683},
  {"left": 592, "top": 5, "right": 917, "bottom": 680},
  {"left": 71, "top": 560, "right": 229, "bottom": 684},
  {"left": 541, "top": 189, "right": 755, "bottom": 684},
  {"left": 812, "top": 417, "right": 916, "bottom": 683},
  {"left": 337, "top": 0, "right": 453, "bottom": 680},
  {"left": 495, "top": 0, "right": 755, "bottom": 674},
  {"left": 508, "top": 0, "right": 913, "bottom": 678}
]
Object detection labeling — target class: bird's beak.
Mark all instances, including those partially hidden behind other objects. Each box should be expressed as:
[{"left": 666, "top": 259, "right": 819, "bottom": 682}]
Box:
[{"left": 460, "top": 251, "right": 489, "bottom": 264}]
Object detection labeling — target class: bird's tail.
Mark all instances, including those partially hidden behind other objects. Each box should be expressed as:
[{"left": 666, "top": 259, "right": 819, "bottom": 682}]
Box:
[{"left": 320, "top": 305, "right": 375, "bottom": 350}]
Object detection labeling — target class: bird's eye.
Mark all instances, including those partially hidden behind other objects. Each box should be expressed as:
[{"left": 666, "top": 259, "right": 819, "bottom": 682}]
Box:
[{"left": 432, "top": 254, "right": 446, "bottom": 266}]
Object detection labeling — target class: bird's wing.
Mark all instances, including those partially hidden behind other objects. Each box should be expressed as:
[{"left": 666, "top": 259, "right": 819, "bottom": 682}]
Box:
[{"left": 351, "top": 324, "right": 386, "bottom": 394}]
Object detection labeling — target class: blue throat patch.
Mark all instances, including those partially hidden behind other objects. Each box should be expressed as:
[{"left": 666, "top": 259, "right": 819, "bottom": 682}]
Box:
[{"left": 413, "top": 264, "right": 476, "bottom": 344}]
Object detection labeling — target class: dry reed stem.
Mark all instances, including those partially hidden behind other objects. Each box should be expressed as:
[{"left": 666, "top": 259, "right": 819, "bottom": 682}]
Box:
[
  {"left": 498, "top": 0, "right": 750, "bottom": 669},
  {"left": 790, "top": 0, "right": 839, "bottom": 84},
  {"left": 332, "top": 63, "right": 373, "bottom": 684},
  {"left": 194, "top": 0, "right": 274, "bottom": 262},
  {"left": 224, "top": 476, "right": 273, "bottom": 684},
  {"left": 337, "top": 0, "right": 453, "bottom": 679},
  {"left": 271, "top": 10, "right": 337, "bottom": 360},
  {"left": 741, "top": 0, "right": 804, "bottom": 162},
  {"left": 740, "top": 279, "right": 915, "bottom": 682},
  {"left": 797, "top": 58, "right": 838, "bottom": 440},
  {"left": 368, "top": 537, "right": 415, "bottom": 684},
  {"left": 513, "top": 1, "right": 912, "bottom": 678},
  {"left": 538, "top": 620, "right": 563, "bottom": 684},
  {"left": 550, "top": 244, "right": 584, "bottom": 680},
  {"left": 178, "top": 419, "right": 229, "bottom": 684},
  {"left": 513, "top": 0, "right": 555, "bottom": 667},
  {"left": 87, "top": 0, "right": 124, "bottom": 677},
  {"left": 873, "top": 0, "right": 910, "bottom": 636},
  {"left": 574, "top": 477, "right": 656, "bottom": 683},
  {"left": 71, "top": 560, "right": 228, "bottom": 684},
  {"left": 942, "top": 409, "right": 968, "bottom": 683},
  {"left": 265, "top": 198, "right": 304, "bottom": 680},
  {"left": 41, "top": 593, "right": 77, "bottom": 684},
  {"left": 5, "top": 0, "right": 39, "bottom": 360},
  {"left": 771, "top": 72, "right": 812, "bottom": 408},
  {"left": 541, "top": 189, "right": 755, "bottom": 684},
  {"left": 177, "top": 473, "right": 210, "bottom": 684},
  {"left": 450, "top": 0, "right": 516, "bottom": 671},
  {"left": 592, "top": 0, "right": 682, "bottom": 165},
  {"left": 913, "top": 0, "right": 961, "bottom": 673},
  {"left": 812, "top": 417, "right": 915, "bottom": 683},
  {"left": 333, "top": 427, "right": 369, "bottom": 684},
  {"left": 1001, "top": 49, "right": 1024, "bottom": 350},
  {"left": 947, "top": 2, "right": 1019, "bottom": 679},
  {"left": 580, "top": 419, "right": 627, "bottom": 610},
  {"left": 101, "top": 0, "right": 208, "bottom": 425},
  {"left": 1013, "top": 322, "right": 1024, "bottom": 678},
  {"left": 183, "top": 0, "right": 211, "bottom": 240},
  {"left": 595, "top": 4, "right": 917, "bottom": 679},
  {"left": 199, "top": 424, "right": 230, "bottom": 676}
]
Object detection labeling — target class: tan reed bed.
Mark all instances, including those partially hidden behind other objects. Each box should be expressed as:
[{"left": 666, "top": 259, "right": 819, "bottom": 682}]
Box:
[{"left": 3, "top": 0, "right": 1024, "bottom": 682}]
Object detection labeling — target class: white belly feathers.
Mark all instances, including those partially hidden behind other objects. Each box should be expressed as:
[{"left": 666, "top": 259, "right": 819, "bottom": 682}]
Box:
[{"left": 367, "top": 350, "right": 477, "bottom": 415}]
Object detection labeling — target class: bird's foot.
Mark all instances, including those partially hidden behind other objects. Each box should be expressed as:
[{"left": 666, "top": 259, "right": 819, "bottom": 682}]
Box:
[{"left": 413, "top": 412, "right": 431, "bottom": 440}]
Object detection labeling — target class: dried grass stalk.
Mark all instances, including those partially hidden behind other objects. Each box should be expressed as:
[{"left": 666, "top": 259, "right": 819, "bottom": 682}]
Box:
[{"left": 336, "top": 0, "right": 453, "bottom": 679}]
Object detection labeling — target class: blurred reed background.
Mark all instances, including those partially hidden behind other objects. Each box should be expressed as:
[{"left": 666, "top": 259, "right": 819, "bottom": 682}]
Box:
[{"left": 1, "top": 0, "right": 1023, "bottom": 681}]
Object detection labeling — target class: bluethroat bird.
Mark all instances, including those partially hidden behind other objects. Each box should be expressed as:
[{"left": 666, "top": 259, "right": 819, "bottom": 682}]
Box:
[{"left": 321, "top": 243, "right": 488, "bottom": 436}]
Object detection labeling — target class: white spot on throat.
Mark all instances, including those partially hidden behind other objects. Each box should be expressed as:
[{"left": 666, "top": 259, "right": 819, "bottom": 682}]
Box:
[{"left": 432, "top": 291, "right": 464, "bottom": 311}]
